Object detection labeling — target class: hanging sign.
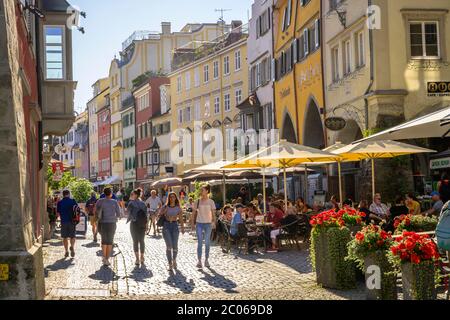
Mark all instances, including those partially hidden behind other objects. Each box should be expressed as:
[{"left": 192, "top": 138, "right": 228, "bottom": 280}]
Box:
[
  {"left": 325, "top": 117, "right": 347, "bottom": 131},
  {"left": 430, "top": 157, "right": 450, "bottom": 170},
  {"left": 0, "top": 264, "right": 8, "bottom": 281},
  {"left": 52, "top": 162, "right": 64, "bottom": 182}
]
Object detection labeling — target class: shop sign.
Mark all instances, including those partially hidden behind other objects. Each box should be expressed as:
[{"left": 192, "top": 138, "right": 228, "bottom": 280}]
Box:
[
  {"left": 324, "top": 117, "right": 347, "bottom": 131},
  {"left": 430, "top": 157, "right": 450, "bottom": 170},
  {"left": 0, "top": 264, "right": 8, "bottom": 281},
  {"left": 52, "top": 162, "right": 64, "bottom": 182}
]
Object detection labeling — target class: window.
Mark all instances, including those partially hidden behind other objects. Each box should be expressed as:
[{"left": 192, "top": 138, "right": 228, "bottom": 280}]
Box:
[
  {"left": 303, "top": 29, "right": 309, "bottom": 56},
  {"left": 314, "top": 19, "right": 320, "bottom": 49},
  {"left": 235, "top": 50, "right": 241, "bottom": 71},
  {"left": 235, "top": 89, "right": 242, "bottom": 106},
  {"left": 331, "top": 46, "right": 340, "bottom": 82},
  {"left": 257, "top": 8, "right": 271, "bottom": 38},
  {"left": 224, "top": 56, "right": 230, "bottom": 75},
  {"left": 137, "top": 93, "right": 149, "bottom": 112},
  {"left": 214, "top": 96, "right": 220, "bottom": 114},
  {"left": 356, "top": 31, "right": 365, "bottom": 67},
  {"left": 185, "top": 72, "right": 191, "bottom": 90},
  {"left": 185, "top": 106, "right": 191, "bottom": 122},
  {"left": 194, "top": 68, "right": 200, "bottom": 87},
  {"left": 204, "top": 100, "right": 210, "bottom": 118},
  {"left": 203, "top": 65, "right": 209, "bottom": 83},
  {"left": 300, "top": 0, "right": 311, "bottom": 6},
  {"left": 224, "top": 94, "right": 231, "bottom": 112},
  {"left": 213, "top": 61, "right": 219, "bottom": 79},
  {"left": 262, "top": 103, "right": 273, "bottom": 129},
  {"left": 343, "top": 39, "right": 351, "bottom": 75},
  {"left": 409, "top": 21, "right": 440, "bottom": 58},
  {"left": 246, "top": 114, "right": 254, "bottom": 130},
  {"left": 177, "top": 76, "right": 182, "bottom": 92},
  {"left": 194, "top": 100, "right": 201, "bottom": 120},
  {"left": 44, "top": 26, "right": 65, "bottom": 79},
  {"left": 282, "top": 0, "right": 292, "bottom": 31},
  {"left": 178, "top": 108, "right": 183, "bottom": 124}
]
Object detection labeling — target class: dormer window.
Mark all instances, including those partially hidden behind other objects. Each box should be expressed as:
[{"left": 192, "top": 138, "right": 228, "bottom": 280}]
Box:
[{"left": 44, "top": 26, "right": 65, "bottom": 80}]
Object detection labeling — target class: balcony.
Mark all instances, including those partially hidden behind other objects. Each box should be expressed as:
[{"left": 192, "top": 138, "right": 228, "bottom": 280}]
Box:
[
  {"left": 172, "top": 22, "right": 248, "bottom": 71},
  {"left": 42, "top": 80, "right": 77, "bottom": 136}
]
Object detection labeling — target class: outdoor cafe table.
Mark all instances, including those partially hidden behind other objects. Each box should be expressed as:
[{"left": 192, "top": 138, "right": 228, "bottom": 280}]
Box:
[{"left": 253, "top": 222, "right": 274, "bottom": 251}]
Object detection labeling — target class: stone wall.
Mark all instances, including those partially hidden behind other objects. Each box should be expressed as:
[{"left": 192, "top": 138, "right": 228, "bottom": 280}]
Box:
[{"left": 0, "top": 0, "right": 45, "bottom": 299}]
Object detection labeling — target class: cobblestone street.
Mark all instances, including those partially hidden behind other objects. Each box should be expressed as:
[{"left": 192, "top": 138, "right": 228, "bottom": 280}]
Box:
[{"left": 43, "top": 219, "right": 366, "bottom": 300}]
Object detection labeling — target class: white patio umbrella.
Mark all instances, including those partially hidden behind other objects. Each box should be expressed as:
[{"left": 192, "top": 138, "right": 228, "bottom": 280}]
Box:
[
  {"left": 358, "top": 106, "right": 450, "bottom": 142},
  {"left": 332, "top": 140, "right": 436, "bottom": 199},
  {"left": 151, "top": 177, "right": 183, "bottom": 188}
]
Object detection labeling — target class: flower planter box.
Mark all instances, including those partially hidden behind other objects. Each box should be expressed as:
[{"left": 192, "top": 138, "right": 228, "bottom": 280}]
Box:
[
  {"left": 312, "top": 227, "right": 356, "bottom": 290},
  {"left": 401, "top": 260, "right": 436, "bottom": 300},
  {"left": 364, "top": 251, "right": 398, "bottom": 300}
]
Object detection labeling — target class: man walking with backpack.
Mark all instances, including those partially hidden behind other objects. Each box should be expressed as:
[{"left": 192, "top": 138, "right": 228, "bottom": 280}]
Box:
[
  {"left": 57, "top": 190, "right": 79, "bottom": 258},
  {"left": 86, "top": 192, "right": 98, "bottom": 243}
]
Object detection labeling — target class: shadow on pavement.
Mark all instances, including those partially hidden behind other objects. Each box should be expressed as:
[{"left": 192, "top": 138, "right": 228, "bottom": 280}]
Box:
[
  {"left": 88, "top": 266, "right": 119, "bottom": 285},
  {"left": 127, "top": 265, "right": 154, "bottom": 282},
  {"left": 164, "top": 270, "right": 195, "bottom": 294},
  {"left": 44, "top": 258, "right": 75, "bottom": 274},
  {"left": 82, "top": 242, "right": 100, "bottom": 248},
  {"left": 200, "top": 268, "right": 238, "bottom": 293}
]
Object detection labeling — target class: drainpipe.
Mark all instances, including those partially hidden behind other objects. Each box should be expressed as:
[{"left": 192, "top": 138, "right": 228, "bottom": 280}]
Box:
[
  {"left": 271, "top": 1, "right": 277, "bottom": 131},
  {"left": 364, "top": 0, "right": 375, "bottom": 132}
]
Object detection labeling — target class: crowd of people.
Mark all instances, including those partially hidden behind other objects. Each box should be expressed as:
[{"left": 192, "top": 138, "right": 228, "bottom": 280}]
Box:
[{"left": 45, "top": 181, "right": 448, "bottom": 270}]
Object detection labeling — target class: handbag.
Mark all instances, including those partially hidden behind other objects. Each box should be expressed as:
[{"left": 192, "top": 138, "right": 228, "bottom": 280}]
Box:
[{"left": 157, "top": 206, "right": 168, "bottom": 227}]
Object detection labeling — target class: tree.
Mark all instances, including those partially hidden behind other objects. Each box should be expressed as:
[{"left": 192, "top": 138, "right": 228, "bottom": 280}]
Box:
[{"left": 68, "top": 179, "right": 94, "bottom": 203}]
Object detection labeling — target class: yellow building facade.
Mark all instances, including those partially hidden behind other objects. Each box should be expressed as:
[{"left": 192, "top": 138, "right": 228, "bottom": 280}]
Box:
[
  {"left": 169, "top": 24, "right": 249, "bottom": 174},
  {"left": 274, "top": 0, "right": 325, "bottom": 148}
]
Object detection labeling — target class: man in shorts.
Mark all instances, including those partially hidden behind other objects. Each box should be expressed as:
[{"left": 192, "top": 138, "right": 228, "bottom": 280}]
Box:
[
  {"left": 145, "top": 189, "right": 162, "bottom": 236},
  {"left": 57, "top": 190, "right": 78, "bottom": 258}
]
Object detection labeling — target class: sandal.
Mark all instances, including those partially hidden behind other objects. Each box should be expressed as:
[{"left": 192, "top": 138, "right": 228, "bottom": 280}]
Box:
[{"left": 196, "top": 261, "right": 202, "bottom": 269}]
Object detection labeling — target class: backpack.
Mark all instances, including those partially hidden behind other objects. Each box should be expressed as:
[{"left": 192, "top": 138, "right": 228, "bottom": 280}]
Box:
[
  {"left": 436, "top": 201, "right": 450, "bottom": 251},
  {"left": 72, "top": 204, "right": 81, "bottom": 225}
]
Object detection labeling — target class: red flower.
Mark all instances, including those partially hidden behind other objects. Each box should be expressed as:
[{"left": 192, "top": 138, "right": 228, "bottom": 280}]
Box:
[
  {"left": 411, "top": 254, "right": 421, "bottom": 264},
  {"left": 355, "top": 232, "right": 365, "bottom": 242}
]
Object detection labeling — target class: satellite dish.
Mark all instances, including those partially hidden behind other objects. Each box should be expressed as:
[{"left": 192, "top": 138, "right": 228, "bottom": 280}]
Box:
[{"left": 54, "top": 144, "right": 71, "bottom": 155}]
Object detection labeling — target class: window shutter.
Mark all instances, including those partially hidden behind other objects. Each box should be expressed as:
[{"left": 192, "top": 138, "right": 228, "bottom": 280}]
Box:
[
  {"left": 293, "top": 40, "right": 298, "bottom": 64},
  {"left": 304, "top": 29, "right": 309, "bottom": 55},
  {"left": 315, "top": 19, "right": 320, "bottom": 48},
  {"left": 272, "top": 58, "right": 276, "bottom": 82},
  {"left": 267, "top": 7, "right": 271, "bottom": 29}
]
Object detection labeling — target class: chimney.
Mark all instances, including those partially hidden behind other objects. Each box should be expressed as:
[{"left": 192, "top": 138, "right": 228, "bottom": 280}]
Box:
[
  {"left": 231, "top": 20, "right": 242, "bottom": 29},
  {"left": 161, "top": 22, "right": 171, "bottom": 35}
]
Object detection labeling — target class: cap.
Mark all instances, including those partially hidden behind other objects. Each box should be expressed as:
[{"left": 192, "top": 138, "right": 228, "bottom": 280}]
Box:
[{"left": 431, "top": 191, "right": 440, "bottom": 197}]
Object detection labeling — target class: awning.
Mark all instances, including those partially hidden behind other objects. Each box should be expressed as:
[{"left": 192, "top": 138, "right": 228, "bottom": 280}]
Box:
[
  {"left": 357, "top": 106, "right": 450, "bottom": 142},
  {"left": 94, "top": 176, "right": 122, "bottom": 187}
]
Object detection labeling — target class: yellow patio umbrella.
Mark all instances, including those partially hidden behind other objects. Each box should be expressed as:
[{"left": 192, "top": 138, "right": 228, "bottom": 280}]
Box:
[
  {"left": 331, "top": 140, "right": 436, "bottom": 200},
  {"left": 223, "top": 140, "right": 342, "bottom": 212}
]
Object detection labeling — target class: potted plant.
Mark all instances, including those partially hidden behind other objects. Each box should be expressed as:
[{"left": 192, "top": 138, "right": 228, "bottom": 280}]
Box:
[
  {"left": 347, "top": 225, "right": 398, "bottom": 300},
  {"left": 309, "top": 208, "right": 365, "bottom": 289},
  {"left": 394, "top": 214, "right": 438, "bottom": 235},
  {"left": 390, "top": 231, "right": 440, "bottom": 300}
]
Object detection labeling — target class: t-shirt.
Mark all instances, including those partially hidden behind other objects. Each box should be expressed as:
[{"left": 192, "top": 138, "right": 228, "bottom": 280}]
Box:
[
  {"left": 166, "top": 205, "right": 182, "bottom": 217},
  {"left": 100, "top": 193, "right": 117, "bottom": 200},
  {"left": 268, "top": 208, "right": 284, "bottom": 228},
  {"left": 230, "top": 211, "right": 243, "bottom": 236},
  {"left": 369, "top": 203, "right": 389, "bottom": 218},
  {"left": 431, "top": 200, "right": 444, "bottom": 216},
  {"left": 85, "top": 197, "right": 97, "bottom": 216},
  {"left": 406, "top": 200, "right": 421, "bottom": 215},
  {"left": 145, "top": 196, "right": 162, "bottom": 212},
  {"left": 96, "top": 198, "right": 121, "bottom": 223},
  {"left": 194, "top": 198, "right": 216, "bottom": 224},
  {"left": 57, "top": 197, "right": 78, "bottom": 224}
]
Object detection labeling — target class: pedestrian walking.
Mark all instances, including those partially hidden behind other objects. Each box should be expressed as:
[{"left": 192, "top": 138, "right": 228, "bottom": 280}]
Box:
[
  {"left": 85, "top": 192, "right": 98, "bottom": 243},
  {"left": 192, "top": 184, "right": 216, "bottom": 269},
  {"left": 127, "top": 189, "right": 148, "bottom": 266},
  {"left": 145, "top": 189, "right": 162, "bottom": 236},
  {"left": 95, "top": 187, "right": 121, "bottom": 267},
  {"left": 117, "top": 188, "right": 126, "bottom": 218},
  {"left": 47, "top": 197, "right": 57, "bottom": 239},
  {"left": 57, "top": 190, "right": 79, "bottom": 258},
  {"left": 159, "top": 192, "right": 185, "bottom": 271}
]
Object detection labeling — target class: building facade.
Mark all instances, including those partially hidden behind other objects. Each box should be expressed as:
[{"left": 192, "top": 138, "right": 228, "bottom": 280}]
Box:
[
  {"left": 87, "top": 78, "right": 109, "bottom": 182},
  {"left": 245, "top": 0, "right": 275, "bottom": 132},
  {"left": 170, "top": 22, "right": 249, "bottom": 174},
  {"left": 134, "top": 77, "right": 170, "bottom": 186},
  {"left": 121, "top": 104, "right": 136, "bottom": 189},
  {"left": 0, "top": 0, "right": 76, "bottom": 299},
  {"left": 97, "top": 89, "right": 112, "bottom": 180},
  {"left": 322, "top": 0, "right": 450, "bottom": 200},
  {"left": 109, "top": 59, "right": 123, "bottom": 184},
  {"left": 73, "top": 111, "right": 89, "bottom": 179}
]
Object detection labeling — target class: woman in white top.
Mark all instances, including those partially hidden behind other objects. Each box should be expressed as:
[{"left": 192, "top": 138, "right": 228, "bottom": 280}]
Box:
[{"left": 192, "top": 184, "right": 216, "bottom": 269}]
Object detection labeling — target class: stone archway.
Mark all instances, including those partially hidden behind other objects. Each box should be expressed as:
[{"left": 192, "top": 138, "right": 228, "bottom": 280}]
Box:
[
  {"left": 303, "top": 98, "right": 325, "bottom": 149},
  {"left": 281, "top": 112, "right": 297, "bottom": 143}
]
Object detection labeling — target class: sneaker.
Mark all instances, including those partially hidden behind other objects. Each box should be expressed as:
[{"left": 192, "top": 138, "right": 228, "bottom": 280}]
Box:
[
  {"left": 204, "top": 260, "right": 210, "bottom": 268},
  {"left": 196, "top": 261, "right": 203, "bottom": 269},
  {"left": 103, "top": 258, "right": 111, "bottom": 267},
  {"left": 70, "top": 247, "right": 75, "bottom": 258}
]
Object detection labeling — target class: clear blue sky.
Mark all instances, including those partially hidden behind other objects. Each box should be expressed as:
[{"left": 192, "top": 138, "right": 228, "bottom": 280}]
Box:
[{"left": 72, "top": 0, "right": 253, "bottom": 112}]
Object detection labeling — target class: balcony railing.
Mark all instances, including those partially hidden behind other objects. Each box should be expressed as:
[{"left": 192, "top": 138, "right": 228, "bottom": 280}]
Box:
[
  {"left": 122, "top": 30, "right": 161, "bottom": 51},
  {"left": 172, "top": 23, "right": 248, "bottom": 71}
]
